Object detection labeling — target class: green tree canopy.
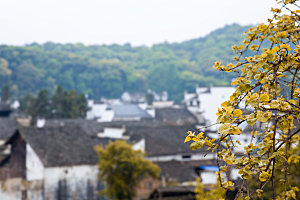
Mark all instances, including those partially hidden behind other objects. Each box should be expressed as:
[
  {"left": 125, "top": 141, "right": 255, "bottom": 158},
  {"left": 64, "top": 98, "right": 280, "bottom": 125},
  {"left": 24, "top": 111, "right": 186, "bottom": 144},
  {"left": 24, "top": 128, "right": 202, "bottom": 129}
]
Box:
[
  {"left": 28, "top": 89, "right": 51, "bottom": 119},
  {"left": 20, "top": 86, "right": 88, "bottom": 119},
  {"left": 0, "top": 24, "right": 252, "bottom": 101},
  {"left": 1, "top": 84, "right": 10, "bottom": 103}
]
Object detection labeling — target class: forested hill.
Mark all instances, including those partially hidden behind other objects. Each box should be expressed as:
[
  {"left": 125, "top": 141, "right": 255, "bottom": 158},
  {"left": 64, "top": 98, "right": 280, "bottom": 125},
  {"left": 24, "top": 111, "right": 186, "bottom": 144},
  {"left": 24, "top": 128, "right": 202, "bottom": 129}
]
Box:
[{"left": 0, "top": 24, "right": 252, "bottom": 101}]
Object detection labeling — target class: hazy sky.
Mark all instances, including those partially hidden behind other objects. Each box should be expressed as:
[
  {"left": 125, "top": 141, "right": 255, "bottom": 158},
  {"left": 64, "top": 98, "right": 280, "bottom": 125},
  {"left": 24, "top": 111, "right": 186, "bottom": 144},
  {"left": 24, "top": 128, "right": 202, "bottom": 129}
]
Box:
[{"left": 0, "top": 0, "right": 278, "bottom": 46}]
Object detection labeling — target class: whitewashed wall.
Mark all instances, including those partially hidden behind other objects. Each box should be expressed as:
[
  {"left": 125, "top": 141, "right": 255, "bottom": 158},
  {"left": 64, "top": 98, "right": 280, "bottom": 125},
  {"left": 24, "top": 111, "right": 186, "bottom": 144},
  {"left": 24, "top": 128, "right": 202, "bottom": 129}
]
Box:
[
  {"left": 138, "top": 103, "right": 148, "bottom": 110},
  {"left": 231, "top": 169, "right": 241, "bottom": 180},
  {"left": 0, "top": 139, "right": 5, "bottom": 146},
  {"left": 198, "top": 87, "right": 235, "bottom": 128},
  {"left": 87, "top": 102, "right": 115, "bottom": 122},
  {"left": 201, "top": 171, "right": 217, "bottom": 184},
  {"left": 152, "top": 101, "right": 174, "bottom": 108},
  {"left": 0, "top": 178, "right": 43, "bottom": 200},
  {"left": 0, "top": 178, "right": 22, "bottom": 200},
  {"left": 98, "top": 127, "right": 125, "bottom": 139},
  {"left": 86, "top": 101, "right": 107, "bottom": 120},
  {"left": 146, "top": 108, "right": 155, "bottom": 118},
  {"left": 0, "top": 142, "right": 99, "bottom": 200},
  {"left": 184, "top": 92, "right": 197, "bottom": 102},
  {"left": 26, "top": 144, "right": 44, "bottom": 181},
  {"left": 44, "top": 165, "right": 98, "bottom": 200},
  {"left": 133, "top": 138, "right": 145, "bottom": 151},
  {"left": 0, "top": 144, "right": 45, "bottom": 200},
  {"left": 184, "top": 86, "right": 236, "bottom": 129},
  {"left": 148, "top": 152, "right": 214, "bottom": 162},
  {"left": 98, "top": 109, "right": 114, "bottom": 122}
]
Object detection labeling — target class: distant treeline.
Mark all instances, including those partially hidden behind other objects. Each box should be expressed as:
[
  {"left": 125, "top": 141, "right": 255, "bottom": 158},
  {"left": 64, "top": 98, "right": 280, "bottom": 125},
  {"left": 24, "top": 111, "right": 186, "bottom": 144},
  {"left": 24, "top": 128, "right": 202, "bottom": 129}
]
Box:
[
  {"left": 0, "top": 24, "right": 255, "bottom": 101},
  {"left": 19, "top": 86, "right": 87, "bottom": 119}
]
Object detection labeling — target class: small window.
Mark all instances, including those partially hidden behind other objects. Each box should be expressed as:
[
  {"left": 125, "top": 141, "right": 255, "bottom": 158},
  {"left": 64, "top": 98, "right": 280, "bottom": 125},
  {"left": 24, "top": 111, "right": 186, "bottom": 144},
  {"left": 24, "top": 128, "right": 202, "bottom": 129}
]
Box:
[
  {"left": 148, "top": 182, "right": 153, "bottom": 190},
  {"left": 182, "top": 155, "right": 191, "bottom": 160},
  {"left": 21, "top": 191, "right": 27, "bottom": 200}
]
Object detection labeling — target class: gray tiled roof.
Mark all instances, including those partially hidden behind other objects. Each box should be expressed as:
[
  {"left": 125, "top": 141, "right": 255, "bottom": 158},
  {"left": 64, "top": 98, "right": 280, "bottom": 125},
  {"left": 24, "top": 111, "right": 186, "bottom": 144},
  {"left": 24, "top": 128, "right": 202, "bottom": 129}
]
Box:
[
  {"left": 112, "top": 104, "right": 152, "bottom": 119},
  {"left": 0, "top": 118, "right": 18, "bottom": 140},
  {"left": 127, "top": 125, "right": 211, "bottom": 156},
  {"left": 45, "top": 119, "right": 103, "bottom": 136},
  {"left": 155, "top": 107, "right": 198, "bottom": 125},
  {"left": 0, "top": 104, "right": 10, "bottom": 111},
  {"left": 44, "top": 119, "right": 164, "bottom": 136},
  {"left": 13, "top": 126, "right": 99, "bottom": 167}
]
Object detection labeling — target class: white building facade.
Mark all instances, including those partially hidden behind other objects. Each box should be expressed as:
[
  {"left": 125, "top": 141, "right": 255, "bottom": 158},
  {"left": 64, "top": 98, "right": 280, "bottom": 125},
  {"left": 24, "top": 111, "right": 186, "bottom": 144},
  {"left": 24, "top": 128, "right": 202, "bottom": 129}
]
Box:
[{"left": 0, "top": 127, "right": 100, "bottom": 200}]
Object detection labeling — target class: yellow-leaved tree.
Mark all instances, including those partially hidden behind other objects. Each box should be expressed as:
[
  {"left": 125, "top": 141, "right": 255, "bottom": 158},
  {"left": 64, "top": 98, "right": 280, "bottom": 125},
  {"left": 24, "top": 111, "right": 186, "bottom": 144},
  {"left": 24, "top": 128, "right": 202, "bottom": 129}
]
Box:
[
  {"left": 195, "top": 177, "right": 226, "bottom": 200},
  {"left": 185, "top": 0, "right": 299, "bottom": 199}
]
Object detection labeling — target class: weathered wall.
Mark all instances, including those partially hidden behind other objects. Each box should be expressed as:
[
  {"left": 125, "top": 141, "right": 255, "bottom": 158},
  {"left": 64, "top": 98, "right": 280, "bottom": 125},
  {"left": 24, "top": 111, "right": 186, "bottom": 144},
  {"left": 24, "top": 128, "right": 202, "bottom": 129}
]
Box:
[
  {"left": 0, "top": 164, "right": 99, "bottom": 200},
  {"left": 0, "top": 178, "right": 43, "bottom": 200},
  {"left": 44, "top": 165, "right": 98, "bottom": 200},
  {"left": 134, "top": 176, "right": 161, "bottom": 200},
  {"left": 0, "top": 133, "right": 26, "bottom": 180},
  {"left": 0, "top": 178, "right": 22, "bottom": 200}
]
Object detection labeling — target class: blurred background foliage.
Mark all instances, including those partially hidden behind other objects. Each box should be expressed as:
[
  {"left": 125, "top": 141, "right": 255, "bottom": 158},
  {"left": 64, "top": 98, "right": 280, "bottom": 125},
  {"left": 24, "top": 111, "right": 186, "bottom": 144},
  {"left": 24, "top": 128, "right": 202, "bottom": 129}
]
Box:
[{"left": 0, "top": 24, "right": 258, "bottom": 101}]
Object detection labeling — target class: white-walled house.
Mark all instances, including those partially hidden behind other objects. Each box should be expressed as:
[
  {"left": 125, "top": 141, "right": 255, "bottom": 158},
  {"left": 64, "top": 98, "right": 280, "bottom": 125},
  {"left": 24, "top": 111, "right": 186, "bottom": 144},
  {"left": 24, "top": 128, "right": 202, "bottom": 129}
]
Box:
[
  {"left": 0, "top": 126, "right": 100, "bottom": 200},
  {"left": 121, "top": 90, "right": 168, "bottom": 104},
  {"left": 184, "top": 86, "right": 236, "bottom": 130},
  {"left": 86, "top": 101, "right": 153, "bottom": 122},
  {"left": 45, "top": 108, "right": 219, "bottom": 186},
  {"left": 86, "top": 100, "right": 114, "bottom": 122}
]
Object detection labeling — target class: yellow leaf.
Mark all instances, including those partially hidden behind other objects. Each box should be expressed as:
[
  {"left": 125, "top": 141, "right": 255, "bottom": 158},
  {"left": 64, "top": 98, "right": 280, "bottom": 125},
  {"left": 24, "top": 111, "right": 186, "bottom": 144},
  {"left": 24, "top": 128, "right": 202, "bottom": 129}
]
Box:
[
  {"left": 250, "top": 44, "right": 259, "bottom": 51},
  {"left": 259, "top": 171, "right": 270, "bottom": 182},
  {"left": 190, "top": 140, "right": 204, "bottom": 150},
  {"left": 271, "top": 46, "right": 280, "bottom": 53},
  {"left": 288, "top": 155, "right": 300, "bottom": 164},
  {"left": 231, "top": 126, "right": 242, "bottom": 135},
  {"left": 261, "top": 52, "right": 268, "bottom": 58},
  {"left": 204, "top": 140, "right": 213, "bottom": 147},
  {"left": 184, "top": 136, "right": 192, "bottom": 143},
  {"left": 260, "top": 94, "right": 269, "bottom": 102},
  {"left": 257, "top": 110, "right": 272, "bottom": 122},
  {"left": 218, "top": 123, "right": 231, "bottom": 134},
  {"left": 184, "top": 131, "right": 199, "bottom": 142},
  {"left": 280, "top": 44, "right": 291, "bottom": 51},
  {"left": 233, "top": 109, "right": 243, "bottom": 117},
  {"left": 246, "top": 113, "right": 257, "bottom": 126},
  {"left": 288, "top": 99, "right": 295, "bottom": 104},
  {"left": 197, "top": 132, "right": 204, "bottom": 139},
  {"left": 270, "top": 100, "right": 280, "bottom": 108},
  {"left": 256, "top": 189, "right": 263, "bottom": 197},
  {"left": 221, "top": 101, "right": 231, "bottom": 107},
  {"left": 222, "top": 181, "right": 234, "bottom": 190}
]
